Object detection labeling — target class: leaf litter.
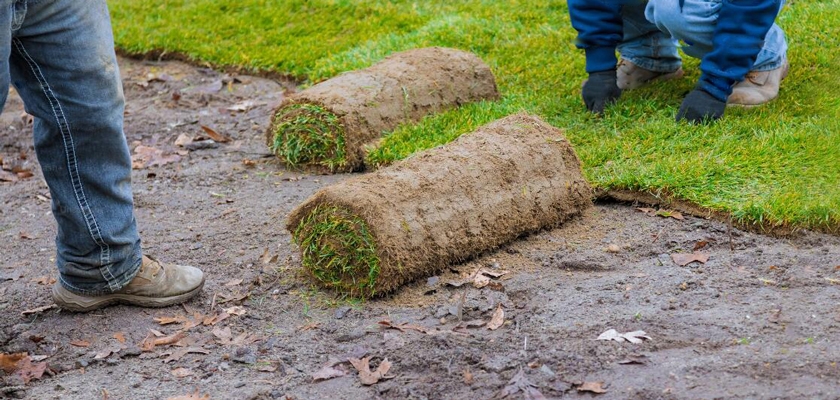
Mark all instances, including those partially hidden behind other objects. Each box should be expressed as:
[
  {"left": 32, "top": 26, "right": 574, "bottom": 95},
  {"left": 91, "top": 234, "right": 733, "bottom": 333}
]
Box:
[
  {"left": 348, "top": 356, "right": 394, "bottom": 385},
  {"left": 597, "top": 329, "right": 652, "bottom": 344},
  {"left": 671, "top": 252, "right": 710, "bottom": 266},
  {"left": 498, "top": 368, "right": 545, "bottom": 399}
]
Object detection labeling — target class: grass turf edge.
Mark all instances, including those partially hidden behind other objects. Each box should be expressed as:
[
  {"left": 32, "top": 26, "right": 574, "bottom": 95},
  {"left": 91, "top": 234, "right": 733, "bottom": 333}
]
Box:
[
  {"left": 268, "top": 103, "right": 348, "bottom": 172},
  {"left": 292, "top": 204, "right": 381, "bottom": 298}
]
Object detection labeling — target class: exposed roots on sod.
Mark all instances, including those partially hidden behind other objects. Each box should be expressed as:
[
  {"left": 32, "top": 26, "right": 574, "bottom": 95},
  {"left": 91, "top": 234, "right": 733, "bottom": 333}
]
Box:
[
  {"left": 293, "top": 204, "right": 380, "bottom": 298},
  {"left": 269, "top": 103, "right": 347, "bottom": 171}
]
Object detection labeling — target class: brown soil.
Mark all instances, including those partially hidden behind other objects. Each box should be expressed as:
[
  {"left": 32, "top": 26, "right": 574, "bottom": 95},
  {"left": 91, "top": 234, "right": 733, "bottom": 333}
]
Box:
[
  {"left": 288, "top": 114, "right": 591, "bottom": 295},
  {"left": 266, "top": 47, "right": 499, "bottom": 172},
  {"left": 1, "top": 57, "right": 839, "bottom": 400}
]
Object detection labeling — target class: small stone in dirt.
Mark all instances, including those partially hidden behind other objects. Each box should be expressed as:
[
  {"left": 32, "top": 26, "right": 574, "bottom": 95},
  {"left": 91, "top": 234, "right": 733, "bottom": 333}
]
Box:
[
  {"left": 426, "top": 276, "right": 440, "bottom": 286},
  {"left": 606, "top": 244, "right": 621, "bottom": 253},
  {"left": 120, "top": 345, "right": 142, "bottom": 358},
  {"left": 219, "top": 362, "right": 230, "bottom": 371},
  {"left": 185, "top": 140, "right": 219, "bottom": 151},
  {"left": 434, "top": 306, "right": 449, "bottom": 319},
  {"left": 335, "top": 306, "right": 351, "bottom": 319},
  {"left": 336, "top": 331, "right": 365, "bottom": 342},
  {"left": 232, "top": 347, "right": 257, "bottom": 364},
  {"left": 234, "top": 382, "right": 246, "bottom": 388},
  {"left": 539, "top": 364, "right": 555, "bottom": 377},
  {"left": 482, "top": 355, "right": 513, "bottom": 373},
  {"left": 75, "top": 359, "right": 89, "bottom": 368}
]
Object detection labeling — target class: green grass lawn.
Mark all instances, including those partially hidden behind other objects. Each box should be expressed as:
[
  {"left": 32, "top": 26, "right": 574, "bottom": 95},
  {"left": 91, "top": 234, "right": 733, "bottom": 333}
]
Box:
[{"left": 108, "top": 0, "right": 840, "bottom": 233}]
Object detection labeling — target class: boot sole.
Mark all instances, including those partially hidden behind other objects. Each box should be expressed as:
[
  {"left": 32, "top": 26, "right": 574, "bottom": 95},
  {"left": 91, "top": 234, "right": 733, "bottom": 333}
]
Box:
[{"left": 52, "top": 279, "right": 205, "bottom": 312}]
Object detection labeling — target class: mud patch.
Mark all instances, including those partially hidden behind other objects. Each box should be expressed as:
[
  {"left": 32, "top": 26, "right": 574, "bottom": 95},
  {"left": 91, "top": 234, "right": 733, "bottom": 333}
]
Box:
[{"left": 266, "top": 47, "right": 499, "bottom": 172}]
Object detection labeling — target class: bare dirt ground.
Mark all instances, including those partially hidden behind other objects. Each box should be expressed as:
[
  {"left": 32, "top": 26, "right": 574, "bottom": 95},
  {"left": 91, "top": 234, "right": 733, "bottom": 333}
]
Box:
[{"left": 1, "top": 57, "right": 839, "bottom": 400}]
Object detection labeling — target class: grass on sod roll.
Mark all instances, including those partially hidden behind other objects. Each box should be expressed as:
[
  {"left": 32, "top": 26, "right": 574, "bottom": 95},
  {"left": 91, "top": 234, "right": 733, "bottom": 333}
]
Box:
[
  {"left": 269, "top": 103, "right": 347, "bottom": 171},
  {"left": 293, "top": 205, "right": 380, "bottom": 298},
  {"left": 109, "top": 0, "right": 840, "bottom": 233}
]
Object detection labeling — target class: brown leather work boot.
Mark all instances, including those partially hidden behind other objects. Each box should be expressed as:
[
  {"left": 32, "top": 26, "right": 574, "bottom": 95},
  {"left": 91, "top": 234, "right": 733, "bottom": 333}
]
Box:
[
  {"left": 52, "top": 256, "right": 205, "bottom": 312},
  {"left": 616, "top": 58, "right": 684, "bottom": 90},
  {"left": 728, "top": 60, "right": 789, "bottom": 107}
]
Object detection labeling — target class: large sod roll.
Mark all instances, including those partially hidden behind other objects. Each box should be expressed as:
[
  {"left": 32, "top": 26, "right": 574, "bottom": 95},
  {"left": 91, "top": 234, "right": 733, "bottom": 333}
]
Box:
[
  {"left": 266, "top": 47, "right": 499, "bottom": 172},
  {"left": 287, "top": 113, "right": 592, "bottom": 297}
]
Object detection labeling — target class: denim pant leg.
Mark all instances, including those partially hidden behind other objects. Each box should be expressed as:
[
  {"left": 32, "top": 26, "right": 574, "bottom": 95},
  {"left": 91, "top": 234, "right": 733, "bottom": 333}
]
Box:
[
  {"left": 645, "top": 0, "right": 788, "bottom": 71},
  {"left": 0, "top": 2, "right": 12, "bottom": 111},
  {"left": 617, "top": 0, "right": 682, "bottom": 73},
  {"left": 7, "top": 0, "right": 141, "bottom": 295}
]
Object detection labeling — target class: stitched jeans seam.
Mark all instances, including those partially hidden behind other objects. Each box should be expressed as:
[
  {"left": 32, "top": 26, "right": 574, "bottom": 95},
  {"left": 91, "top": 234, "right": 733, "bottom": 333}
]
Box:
[{"left": 11, "top": 37, "right": 120, "bottom": 292}]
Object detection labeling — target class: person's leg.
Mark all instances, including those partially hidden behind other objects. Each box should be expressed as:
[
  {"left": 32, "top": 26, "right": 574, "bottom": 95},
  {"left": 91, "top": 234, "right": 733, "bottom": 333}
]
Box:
[
  {"left": 8, "top": 0, "right": 142, "bottom": 296},
  {"left": 616, "top": 0, "right": 683, "bottom": 90},
  {"left": 645, "top": 0, "right": 787, "bottom": 72},
  {"left": 1, "top": 2, "right": 14, "bottom": 113},
  {"left": 10, "top": 0, "right": 204, "bottom": 312}
]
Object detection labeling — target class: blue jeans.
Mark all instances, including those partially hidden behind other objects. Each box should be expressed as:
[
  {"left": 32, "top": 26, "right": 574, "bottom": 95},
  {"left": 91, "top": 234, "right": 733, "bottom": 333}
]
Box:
[
  {"left": 618, "top": 0, "right": 787, "bottom": 73},
  {"left": 0, "top": 0, "right": 141, "bottom": 295}
]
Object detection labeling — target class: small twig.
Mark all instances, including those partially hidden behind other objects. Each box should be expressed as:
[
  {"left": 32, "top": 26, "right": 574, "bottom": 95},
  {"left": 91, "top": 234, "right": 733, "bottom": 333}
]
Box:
[
  {"left": 210, "top": 292, "right": 218, "bottom": 313},
  {"left": 651, "top": 227, "right": 664, "bottom": 244},
  {"left": 456, "top": 288, "right": 467, "bottom": 323}
]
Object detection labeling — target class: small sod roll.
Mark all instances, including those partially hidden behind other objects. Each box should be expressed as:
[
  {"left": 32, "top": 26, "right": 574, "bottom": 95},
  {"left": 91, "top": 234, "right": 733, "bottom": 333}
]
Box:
[
  {"left": 266, "top": 47, "right": 499, "bottom": 172},
  {"left": 287, "top": 113, "right": 592, "bottom": 297}
]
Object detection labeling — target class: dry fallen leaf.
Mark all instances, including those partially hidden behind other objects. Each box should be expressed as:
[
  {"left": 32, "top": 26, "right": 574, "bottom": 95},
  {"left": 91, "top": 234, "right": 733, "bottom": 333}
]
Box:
[
  {"left": 348, "top": 357, "right": 393, "bottom": 385},
  {"left": 140, "top": 331, "right": 187, "bottom": 352},
  {"left": 378, "top": 320, "right": 429, "bottom": 334},
  {"left": 131, "top": 145, "right": 181, "bottom": 169},
  {"left": 171, "top": 367, "right": 194, "bottom": 378},
  {"left": 21, "top": 304, "right": 57, "bottom": 315},
  {"left": 13, "top": 356, "right": 47, "bottom": 384},
  {"left": 202, "top": 312, "right": 230, "bottom": 326},
  {"left": 155, "top": 316, "right": 188, "bottom": 325},
  {"left": 577, "top": 381, "right": 607, "bottom": 394},
  {"left": 671, "top": 252, "right": 710, "bottom": 266},
  {"left": 0, "top": 353, "right": 28, "bottom": 373},
  {"left": 93, "top": 346, "right": 122, "bottom": 360},
  {"left": 463, "top": 368, "right": 474, "bottom": 385},
  {"left": 32, "top": 276, "right": 56, "bottom": 285},
  {"left": 692, "top": 240, "right": 710, "bottom": 251},
  {"left": 166, "top": 391, "right": 210, "bottom": 400},
  {"left": 636, "top": 207, "right": 655, "bottom": 215},
  {"left": 223, "top": 279, "right": 243, "bottom": 287},
  {"left": 618, "top": 354, "right": 649, "bottom": 365},
  {"left": 223, "top": 306, "right": 247, "bottom": 316},
  {"left": 70, "top": 340, "right": 91, "bottom": 348},
  {"left": 655, "top": 209, "right": 684, "bottom": 220},
  {"left": 200, "top": 125, "right": 231, "bottom": 143},
  {"left": 311, "top": 365, "right": 347, "bottom": 382},
  {"left": 498, "top": 368, "right": 546, "bottom": 399},
  {"left": 113, "top": 332, "right": 126, "bottom": 344},
  {"left": 174, "top": 134, "right": 193, "bottom": 147},
  {"left": 163, "top": 347, "right": 210, "bottom": 363},
  {"left": 487, "top": 304, "right": 505, "bottom": 331},
  {"left": 597, "top": 329, "right": 652, "bottom": 344},
  {"left": 473, "top": 274, "right": 491, "bottom": 289}
]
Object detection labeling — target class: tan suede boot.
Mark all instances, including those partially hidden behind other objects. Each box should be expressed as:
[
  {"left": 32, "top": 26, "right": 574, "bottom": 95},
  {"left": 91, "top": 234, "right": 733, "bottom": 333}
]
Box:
[
  {"left": 728, "top": 60, "right": 789, "bottom": 107},
  {"left": 53, "top": 256, "right": 205, "bottom": 312},
  {"left": 616, "top": 58, "right": 684, "bottom": 90}
]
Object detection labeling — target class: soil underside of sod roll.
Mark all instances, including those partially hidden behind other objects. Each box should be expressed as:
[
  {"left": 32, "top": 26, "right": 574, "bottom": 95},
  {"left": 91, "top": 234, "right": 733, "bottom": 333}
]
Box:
[
  {"left": 267, "top": 47, "right": 499, "bottom": 173},
  {"left": 288, "top": 113, "right": 593, "bottom": 297}
]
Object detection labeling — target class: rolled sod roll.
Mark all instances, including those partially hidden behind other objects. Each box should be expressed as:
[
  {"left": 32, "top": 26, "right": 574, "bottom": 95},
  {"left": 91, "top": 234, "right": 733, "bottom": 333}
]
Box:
[
  {"left": 266, "top": 47, "right": 499, "bottom": 172},
  {"left": 287, "top": 113, "right": 592, "bottom": 297}
]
